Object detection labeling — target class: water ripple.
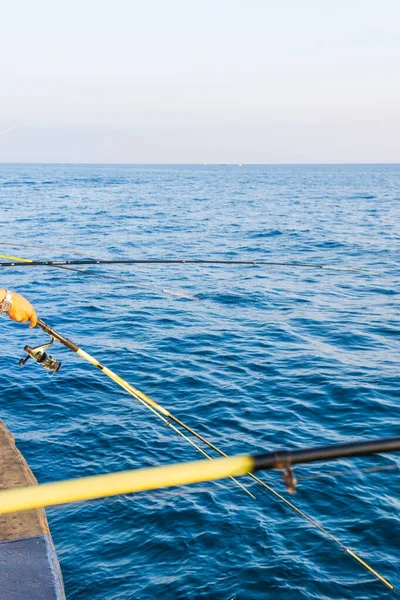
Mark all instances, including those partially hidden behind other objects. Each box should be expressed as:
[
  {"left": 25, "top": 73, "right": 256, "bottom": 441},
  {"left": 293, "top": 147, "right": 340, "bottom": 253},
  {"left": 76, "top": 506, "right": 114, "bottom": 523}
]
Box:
[{"left": 0, "top": 164, "right": 399, "bottom": 599}]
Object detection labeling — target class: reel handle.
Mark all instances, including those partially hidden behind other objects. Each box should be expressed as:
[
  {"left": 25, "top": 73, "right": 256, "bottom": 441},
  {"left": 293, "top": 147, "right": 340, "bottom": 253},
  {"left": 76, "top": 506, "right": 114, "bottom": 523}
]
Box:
[{"left": 18, "top": 354, "right": 31, "bottom": 367}]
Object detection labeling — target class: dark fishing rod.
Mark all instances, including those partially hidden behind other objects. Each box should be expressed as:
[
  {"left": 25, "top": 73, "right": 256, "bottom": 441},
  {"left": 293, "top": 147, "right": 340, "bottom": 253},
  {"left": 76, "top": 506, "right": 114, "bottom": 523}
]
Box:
[
  {"left": 253, "top": 438, "right": 400, "bottom": 469},
  {"left": 18, "top": 319, "right": 395, "bottom": 590},
  {"left": 0, "top": 258, "right": 373, "bottom": 274},
  {"left": 0, "top": 253, "right": 126, "bottom": 282},
  {"left": 0, "top": 253, "right": 199, "bottom": 297}
]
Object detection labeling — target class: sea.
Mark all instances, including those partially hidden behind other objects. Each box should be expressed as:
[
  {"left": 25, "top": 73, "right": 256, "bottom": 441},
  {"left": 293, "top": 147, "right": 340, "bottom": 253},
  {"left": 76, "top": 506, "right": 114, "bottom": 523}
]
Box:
[{"left": 0, "top": 164, "right": 398, "bottom": 599}]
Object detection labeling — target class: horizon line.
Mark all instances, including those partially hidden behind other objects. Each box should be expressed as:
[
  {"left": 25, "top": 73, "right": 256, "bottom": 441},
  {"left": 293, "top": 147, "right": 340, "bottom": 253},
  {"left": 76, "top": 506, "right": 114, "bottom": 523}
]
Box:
[{"left": 1, "top": 161, "right": 399, "bottom": 166}]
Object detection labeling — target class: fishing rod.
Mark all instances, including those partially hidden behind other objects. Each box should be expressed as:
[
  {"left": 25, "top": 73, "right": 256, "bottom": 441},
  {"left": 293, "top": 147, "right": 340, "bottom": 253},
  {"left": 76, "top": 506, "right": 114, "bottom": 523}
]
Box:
[
  {"left": 18, "top": 319, "right": 395, "bottom": 589},
  {"left": 0, "top": 253, "right": 126, "bottom": 282},
  {"left": 0, "top": 253, "right": 198, "bottom": 298},
  {"left": 0, "top": 243, "right": 376, "bottom": 275},
  {"left": 19, "top": 322, "right": 254, "bottom": 499},
  {"left": 0, "top": 258, "right": 373, "bottom": 274},
  {"left": 0, "top": 436, "right": 398, "bottom": 511}
]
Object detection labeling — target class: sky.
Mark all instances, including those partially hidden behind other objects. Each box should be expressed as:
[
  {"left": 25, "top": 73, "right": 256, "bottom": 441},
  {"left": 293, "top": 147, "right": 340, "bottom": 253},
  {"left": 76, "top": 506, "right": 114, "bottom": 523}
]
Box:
[{"left": 1, "top": 0, "right": 399, "bottom": 163}]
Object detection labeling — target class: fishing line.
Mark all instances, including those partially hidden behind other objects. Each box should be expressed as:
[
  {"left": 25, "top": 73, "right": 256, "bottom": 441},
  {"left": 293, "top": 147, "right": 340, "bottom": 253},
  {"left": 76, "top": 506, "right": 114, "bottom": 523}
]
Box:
[
  {"left": 49, "top": 265, "right": 126, "bottom": 282},
  {"left": 101, "top": 372, "right": 256, "bottom": 499},
  {"left": 161, "top": 416, "right": 398, "bottom": 589}
]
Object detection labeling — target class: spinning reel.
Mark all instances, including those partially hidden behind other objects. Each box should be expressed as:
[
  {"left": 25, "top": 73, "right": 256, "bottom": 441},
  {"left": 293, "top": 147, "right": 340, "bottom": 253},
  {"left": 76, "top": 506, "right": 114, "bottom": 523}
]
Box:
[{"left": 18, "top": 336, "right": 62, "bottom": 373}]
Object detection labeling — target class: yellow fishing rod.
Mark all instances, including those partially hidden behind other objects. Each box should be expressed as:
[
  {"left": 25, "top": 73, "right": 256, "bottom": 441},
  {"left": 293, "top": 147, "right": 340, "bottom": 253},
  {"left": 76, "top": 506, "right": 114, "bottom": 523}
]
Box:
[
  {"left": 17, "top": 320, "right": 396, "bottom": 590},
  {"left": 0, "top": 437, "right": 398, "bottom": 590}
]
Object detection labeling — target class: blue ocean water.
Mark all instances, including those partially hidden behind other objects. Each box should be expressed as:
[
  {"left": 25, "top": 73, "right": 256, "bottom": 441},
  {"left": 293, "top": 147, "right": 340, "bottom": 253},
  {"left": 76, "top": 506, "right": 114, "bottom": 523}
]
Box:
[{"left": 0, "top": 163, "right": 399, "bottom": 599}]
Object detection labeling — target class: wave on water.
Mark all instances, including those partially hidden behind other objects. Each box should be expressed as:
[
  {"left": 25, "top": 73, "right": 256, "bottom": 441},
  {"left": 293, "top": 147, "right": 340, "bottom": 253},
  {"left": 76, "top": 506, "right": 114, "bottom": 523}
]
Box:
[{"left": 0, "top": 163, "right": 399, "bottom": 599}]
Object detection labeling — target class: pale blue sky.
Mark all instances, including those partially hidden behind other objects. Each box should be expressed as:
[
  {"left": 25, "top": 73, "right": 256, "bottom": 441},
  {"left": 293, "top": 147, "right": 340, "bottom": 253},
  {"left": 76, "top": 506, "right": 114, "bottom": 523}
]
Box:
[{"left": 1, "top": 0, "right": 399, "bottom": 163}]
